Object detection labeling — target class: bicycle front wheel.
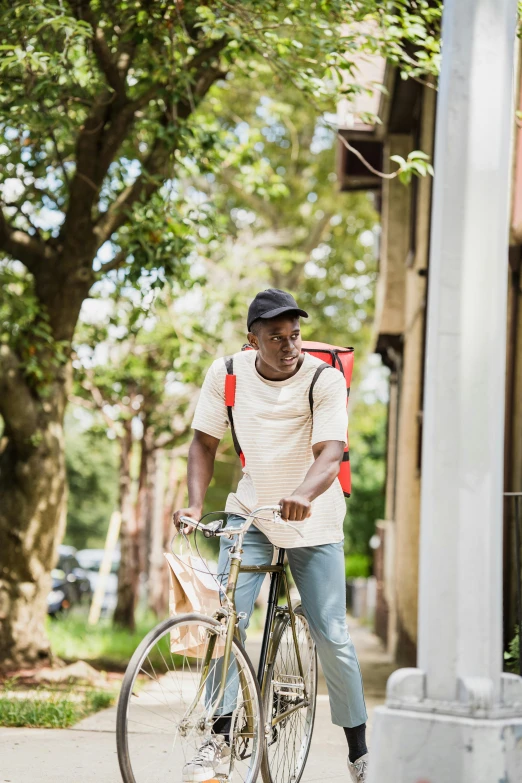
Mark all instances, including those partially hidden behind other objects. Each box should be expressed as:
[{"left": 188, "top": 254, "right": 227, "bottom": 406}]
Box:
[
  {"left": 117, "top": 613, "right": 263, "bottom": 783},
  {"left": 261, "top": 606, "right": 317, "bottom": 783}
]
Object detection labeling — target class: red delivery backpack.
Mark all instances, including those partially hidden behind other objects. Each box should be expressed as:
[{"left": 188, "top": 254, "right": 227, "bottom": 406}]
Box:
[{"left": 224, "top": 341, "right": 354, "bottom": 497}]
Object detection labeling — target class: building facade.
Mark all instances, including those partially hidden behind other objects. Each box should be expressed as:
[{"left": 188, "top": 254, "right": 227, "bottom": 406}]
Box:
[{"left": 340, "top": 53, "right": 522, "bottom": 665}]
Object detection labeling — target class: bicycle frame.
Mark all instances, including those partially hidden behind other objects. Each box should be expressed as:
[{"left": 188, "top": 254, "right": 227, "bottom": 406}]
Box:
[
  {"left": 198, "top": 534, "right": 309, "bottom": 732},
  {"left": 177, "top": 505, "right": 310, "bottom": 739},
  {"left": 242, "top": 548, "right": 310, "bottom": 729}
]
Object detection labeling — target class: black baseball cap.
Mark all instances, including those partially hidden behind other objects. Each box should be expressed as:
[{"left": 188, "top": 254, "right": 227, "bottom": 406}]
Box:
[{"left": 247, "top": 289, "right": 308, "bottom": 331}]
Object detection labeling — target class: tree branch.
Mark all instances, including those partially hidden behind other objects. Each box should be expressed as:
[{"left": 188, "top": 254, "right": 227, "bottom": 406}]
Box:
[
  {"left": 187, "top": 39, "right": 229, "bottom": 73},
  {"left": 192, "top": 64, "right": 228, "bottom": 101},
  {"left": 154, "top": 392, "right": 200, "bottom": 450},
  {"left": 94, "top": 135, "right": 171, "bottom": 245},
  {"left": 66, "top": 2, "right": 170, "bottom": 206},
  {"left": 62, "top": 89, "right": 158, "bottom": 247},
  {"left": 98, "top": 248, "right": 128, "bottom": 275},
  {"left": 66, "top": 30, "right": 229, "bottom": 252},
  {"left": 69, "top": 1, "right": 127, "bottom": 97},
  {"left": 49, "top": 128, "right": 71, "bottom": 190},
  {"left": 0, "top": 208, "right": 54, "bottom": 273},
  {"left": 155, "top": 427, "right": 189, "bottom": 451},
  {"left": 68, "top": 391, "right": 120, "bottom": 433},
  {"left": 60, "top": 90, "right": 115, "bottom": 243},
  {"left": 220, "top": 169, "right": 281, "bottom": 224},
  {"left": 82, "top": 378, "right": 109, "bottom": 411},
  {"left": 116, "top": 41, "right": 136, "bottom": 79},
  {"left": 301, "top": 211, "right": 333, "bottom": 255},
  {"left": 68, "top": 393, "right": 96, "bottom": 411},
  {"left": 114, "top": 1, "right": 163, "bottom": 79},
  {"left": 94, "top": 53, "right": 229, "bottom": 247},
  {"left": 95, "top": 86, "right": 159, "bottom": 178}
]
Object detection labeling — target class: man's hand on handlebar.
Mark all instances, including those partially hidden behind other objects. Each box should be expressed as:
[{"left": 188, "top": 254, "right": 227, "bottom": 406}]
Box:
[
  {"left": 278, "top": 495, "right": 312, "bottom": 522},
  {"left": 172, "top": 506, "right": 202, "bottom": 535}
]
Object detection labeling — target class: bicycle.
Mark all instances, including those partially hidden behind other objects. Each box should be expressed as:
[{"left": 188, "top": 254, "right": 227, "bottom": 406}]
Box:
[{"left": 116, "top": 505, "right": 318, "bottom": 783}]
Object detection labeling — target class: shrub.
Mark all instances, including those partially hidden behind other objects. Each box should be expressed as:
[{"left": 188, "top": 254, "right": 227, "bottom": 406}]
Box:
[
  {"left": 345, "top": 553, "right": 371, "bottom": 580},
  {"left": 505, "top": 632, "right": 520, "bottom": 673}
]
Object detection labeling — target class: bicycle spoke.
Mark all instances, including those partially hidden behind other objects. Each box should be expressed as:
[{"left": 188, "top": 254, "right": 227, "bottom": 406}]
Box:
[
  {"left": 118, "top": 617, "right": 262, "bottom": 783},
  {"left": 263, "top": 612, "right": 317, "bottom": 783}
]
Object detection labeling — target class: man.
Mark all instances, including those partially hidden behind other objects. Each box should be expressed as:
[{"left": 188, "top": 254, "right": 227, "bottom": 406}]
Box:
[{"left": 173, "top": 288, "right": 369, "bottom": 782}]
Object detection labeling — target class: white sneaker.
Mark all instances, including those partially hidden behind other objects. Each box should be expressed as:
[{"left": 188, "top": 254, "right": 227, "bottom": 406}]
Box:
[
  {"left": 348, "top": 752, "right": 369, "bottom": 783},
  {"left": 182, "top": 736, "right": 231, "bottom": 782}
]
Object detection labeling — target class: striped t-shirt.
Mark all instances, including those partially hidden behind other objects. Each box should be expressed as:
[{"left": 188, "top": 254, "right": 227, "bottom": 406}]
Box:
[{"left": 191, "top": 349, "right": 348, "bottom": 548}]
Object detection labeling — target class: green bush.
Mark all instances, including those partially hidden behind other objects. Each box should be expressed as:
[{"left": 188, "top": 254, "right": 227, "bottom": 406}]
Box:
[
  {"left": 344, "top": 399, "right": 387, "bottom": 557},
  {"left": 505, "top": 632, "right": 520, "bottom": 673},
  {"left": 344, "top": 553, "right": 371, "bottom": 580},
  {"left": 65, "top": 413, "right": 119, "bottom": 550}
]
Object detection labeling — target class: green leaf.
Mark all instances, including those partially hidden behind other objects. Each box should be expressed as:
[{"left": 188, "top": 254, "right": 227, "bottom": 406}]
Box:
[
  {"left": 390, "top": 155, "right": 406, "bottom": 168},
  {"left": 407, "top": 150, "right": 430, "bottom": 161}
]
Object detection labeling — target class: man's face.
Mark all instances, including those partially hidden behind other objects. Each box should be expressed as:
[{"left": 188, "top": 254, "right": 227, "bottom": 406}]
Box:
[{"left": 248, "top": 315, "right": 303, "bottom": 375}]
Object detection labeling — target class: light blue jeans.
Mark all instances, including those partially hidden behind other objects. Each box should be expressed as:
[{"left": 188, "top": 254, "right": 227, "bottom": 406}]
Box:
[{"left": 205, "top": 517, "right": 367, "bottom": 728}]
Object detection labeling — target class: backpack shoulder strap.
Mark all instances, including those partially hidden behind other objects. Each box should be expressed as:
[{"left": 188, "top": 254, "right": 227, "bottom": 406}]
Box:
[
  {"left": 223, "top": 356, "right": 242, "bottom": 458},
  {"left": 308, "top": 363, "right": 335, "bottom": 415},
  {"left": 224, "top": 356, "right": 234, "bottom": 378}
]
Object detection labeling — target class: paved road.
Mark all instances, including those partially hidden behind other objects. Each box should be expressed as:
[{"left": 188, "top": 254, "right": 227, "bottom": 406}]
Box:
[{"left": 0, "top": 618, "right": 396, "bottom": 783}]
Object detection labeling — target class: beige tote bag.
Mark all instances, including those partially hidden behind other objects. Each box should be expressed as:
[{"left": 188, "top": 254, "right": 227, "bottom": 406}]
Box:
[{"left": 164, "top": 548, "right": 225, "bottom": 658}]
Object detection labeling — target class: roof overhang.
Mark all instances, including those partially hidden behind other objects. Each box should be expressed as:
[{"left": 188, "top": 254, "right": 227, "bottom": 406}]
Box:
[{"left": 337, "top": 62, "right": 422, "bottom": 193}]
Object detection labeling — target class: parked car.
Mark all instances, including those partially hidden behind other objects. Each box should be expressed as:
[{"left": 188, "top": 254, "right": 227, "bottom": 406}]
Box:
[
  {"left": 76, "top": 548, "right": 120, "bottom": 618},
  {"left": 47, "top": 545, "right": 93, "bottom": 616}
]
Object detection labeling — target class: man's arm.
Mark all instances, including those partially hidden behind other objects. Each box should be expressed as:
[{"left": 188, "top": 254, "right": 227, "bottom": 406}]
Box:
[
  {"left": 279, "top": 440, "right": 345, "bottom": 521},
  {"left": 172, "top": 429, "right": 220, "bottom": 532}
]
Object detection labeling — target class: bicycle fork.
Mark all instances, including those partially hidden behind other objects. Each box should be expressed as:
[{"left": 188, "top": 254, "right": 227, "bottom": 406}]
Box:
[
  {"left": 182, "top": 543, "right": 251, "bottom": 735},
  {"left": 184, "top": 541, "right": 309, "bottom": 736}
]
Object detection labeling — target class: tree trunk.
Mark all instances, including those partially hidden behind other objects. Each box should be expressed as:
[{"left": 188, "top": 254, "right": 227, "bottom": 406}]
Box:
[
  {"left": 0, "top": 372, "right": 68, "bottom": 670},
  {"left": 0, "top": 260, "right": 87, "bottom": 670},
  {"left": 137, "top": 424, "right": 154, "bottom": 589},
  {"left": 149, "top": 455, "right": 187, "bottom": 617},
  {"left": 147, "top": 448, "right": 167, "bottom": 617},
  {"left": 113, "top": 420, "right": 140, "bottom": 631}
]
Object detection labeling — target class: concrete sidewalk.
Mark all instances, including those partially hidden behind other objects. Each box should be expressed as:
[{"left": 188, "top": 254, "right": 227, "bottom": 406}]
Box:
[{"left": 0, "top": 616, "right": 396, "bottom": 783}]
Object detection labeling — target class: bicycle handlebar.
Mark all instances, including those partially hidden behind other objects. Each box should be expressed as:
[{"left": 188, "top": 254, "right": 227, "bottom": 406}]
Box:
[{"left": 178, "top": 504, "right": 305, "bottom": 539}]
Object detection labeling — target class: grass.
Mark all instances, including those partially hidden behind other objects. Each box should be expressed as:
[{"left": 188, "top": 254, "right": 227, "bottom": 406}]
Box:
[
  {"left": 2, "top": 610, "right": 195, "bottom": 729},
  {"left": 86, "top": 690, "right": 114, "bottom": 712},
  {"left": 0, "top": 682, "right": 116, "bottom": 729},
  {"left": 47, "top": 610, "right": 169, "bottom": 670}
]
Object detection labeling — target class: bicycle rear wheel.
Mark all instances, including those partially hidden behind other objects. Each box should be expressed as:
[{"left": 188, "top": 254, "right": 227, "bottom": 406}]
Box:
[
  {"left": 261, "top": 606, "right": 317, "bottom": 783},
  {"left": 117, "top": 613, "right": 263, "bottom": 783}
]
